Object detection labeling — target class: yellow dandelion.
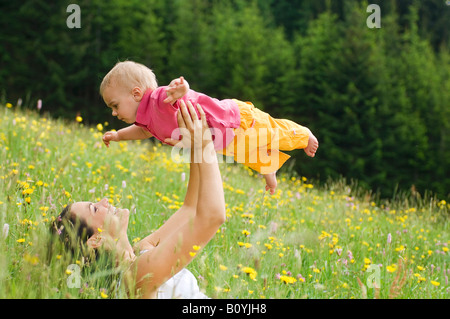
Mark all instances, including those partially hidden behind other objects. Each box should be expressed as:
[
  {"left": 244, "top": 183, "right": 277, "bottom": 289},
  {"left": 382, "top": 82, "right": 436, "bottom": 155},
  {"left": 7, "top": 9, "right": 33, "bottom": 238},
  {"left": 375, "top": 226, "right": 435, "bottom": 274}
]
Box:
[
  {"left": 22, "top": 188, "right": 34, "bottom": 195},
  {"left": 39, "top": 206, "right": 49, "bottom": 212},
  {"left": 219, "top": 265, "right": 228, "bottom": 271},
  {"left": 318, "top": 231, "right": 331, "bottom": 240},
  {"left": 386, "top": 264, "right": 397, "bottom": 273},
  {"left": 24, "top": 254, "right": 39, "bottom": 266},
  {"left": 242, "top": 229, "right": 251, "bottom": 236},
  {"left": 238, "top": 242, "right": 252, "bottom": 248},
  {"left": 279, "top": 275, "right": 297, "bottom": 284},
  {"left": 430, "top": 281, "right": 440, "bottom": 287},
  {"left": 241, "top": 267, "right": 257, "bottom": 281},
  {"left": 76, "top": 116, "right": 83, "bottom": 122},
  {"left": 192, "top": 245, "right": 201, "bottom": 251},
  {"left": 17, "top": 238, "right": 26, "bottom": 243},
  {"left": 6, "top": 103, "right": 13, "bottom": 108}
]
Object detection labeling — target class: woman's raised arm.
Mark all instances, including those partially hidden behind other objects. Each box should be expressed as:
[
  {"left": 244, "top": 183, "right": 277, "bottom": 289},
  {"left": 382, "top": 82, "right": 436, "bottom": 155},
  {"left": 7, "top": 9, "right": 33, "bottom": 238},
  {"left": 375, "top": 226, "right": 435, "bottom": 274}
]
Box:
[
  {"left": 133, "top": 154, "right": 199, "bottom": 253},
  {"left": 130, "top": 101, "right": 225, "bottom": 298}
]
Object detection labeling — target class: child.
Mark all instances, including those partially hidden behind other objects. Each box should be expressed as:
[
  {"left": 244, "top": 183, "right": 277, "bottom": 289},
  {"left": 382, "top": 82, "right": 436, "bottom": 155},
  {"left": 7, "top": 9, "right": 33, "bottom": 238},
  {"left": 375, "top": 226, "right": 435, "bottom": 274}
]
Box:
[{"left": 100, "top": 61, "right": 318, "bottom": 194}]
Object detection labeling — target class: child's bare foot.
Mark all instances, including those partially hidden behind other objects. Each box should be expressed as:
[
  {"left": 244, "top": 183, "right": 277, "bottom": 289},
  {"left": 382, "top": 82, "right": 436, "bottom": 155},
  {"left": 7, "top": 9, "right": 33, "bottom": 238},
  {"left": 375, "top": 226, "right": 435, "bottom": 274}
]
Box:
[
  {"left": 264, "top": 172, "right": 277, "bottom": 195},
  {"left": 304, "top": 129, "right": 319, "bottom": 157}
]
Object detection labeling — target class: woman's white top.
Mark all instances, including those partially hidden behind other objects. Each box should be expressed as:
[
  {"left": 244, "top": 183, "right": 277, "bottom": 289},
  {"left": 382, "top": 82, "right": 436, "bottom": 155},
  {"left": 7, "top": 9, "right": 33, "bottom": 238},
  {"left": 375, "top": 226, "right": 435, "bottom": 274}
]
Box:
[
  {"left": 139, "top": 249, "right": 209, "bottom": 299},
  {"left": 157, "top": 268, "right": 209, "bottom": 299}
]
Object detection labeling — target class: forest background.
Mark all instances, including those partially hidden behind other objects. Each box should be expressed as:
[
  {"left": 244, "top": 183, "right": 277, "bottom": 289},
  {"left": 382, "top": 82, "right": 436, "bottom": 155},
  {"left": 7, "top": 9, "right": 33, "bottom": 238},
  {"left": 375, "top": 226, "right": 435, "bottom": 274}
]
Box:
[{"left": 0, "top": 0, "right": 449, "bottom": 200}]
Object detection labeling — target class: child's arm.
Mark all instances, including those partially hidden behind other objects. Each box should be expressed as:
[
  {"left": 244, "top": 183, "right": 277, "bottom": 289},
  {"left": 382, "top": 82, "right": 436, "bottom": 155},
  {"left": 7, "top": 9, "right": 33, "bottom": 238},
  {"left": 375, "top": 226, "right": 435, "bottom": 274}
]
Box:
[
  {"left": 163, "top": 76, "right": 190, "bottom": 105},
  {"left": 102, "top": 124, "right": 153, "bottom": 147}
]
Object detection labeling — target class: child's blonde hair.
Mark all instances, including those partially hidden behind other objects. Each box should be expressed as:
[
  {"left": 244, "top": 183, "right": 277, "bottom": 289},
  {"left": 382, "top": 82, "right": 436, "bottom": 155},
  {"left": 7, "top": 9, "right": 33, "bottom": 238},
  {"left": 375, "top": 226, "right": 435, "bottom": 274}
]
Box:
[{"left": 100, "top": 61, "right": 158, "bottom": 96}]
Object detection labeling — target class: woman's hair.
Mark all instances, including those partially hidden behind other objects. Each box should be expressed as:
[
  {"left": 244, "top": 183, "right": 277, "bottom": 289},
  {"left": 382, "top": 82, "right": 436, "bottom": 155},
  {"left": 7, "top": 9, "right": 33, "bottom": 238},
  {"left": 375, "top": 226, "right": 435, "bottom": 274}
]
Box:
[
  {"left": 49, "top": 204, "right": 95, "bottom": 261},
  {"left": 99, "top": 60, "right": 158, "bottom": 96},
  {"left": 48, "top": 204, "right": 124, "bottom": 297}
]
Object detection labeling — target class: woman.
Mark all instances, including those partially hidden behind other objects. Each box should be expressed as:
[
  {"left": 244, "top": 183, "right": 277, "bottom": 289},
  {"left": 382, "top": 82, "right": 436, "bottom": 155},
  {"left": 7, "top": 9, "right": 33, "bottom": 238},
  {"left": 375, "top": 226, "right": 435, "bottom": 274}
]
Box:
[{"left": 51, "top": 100, "right": 225, "bottom": 298}]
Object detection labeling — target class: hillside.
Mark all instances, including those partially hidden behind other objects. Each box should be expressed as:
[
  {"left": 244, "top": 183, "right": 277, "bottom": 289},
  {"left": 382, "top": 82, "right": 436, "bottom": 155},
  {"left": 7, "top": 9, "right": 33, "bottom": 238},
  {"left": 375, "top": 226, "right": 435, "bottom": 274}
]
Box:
[{"left": 0, "top": 103, "right": 448, "bottom": 298}]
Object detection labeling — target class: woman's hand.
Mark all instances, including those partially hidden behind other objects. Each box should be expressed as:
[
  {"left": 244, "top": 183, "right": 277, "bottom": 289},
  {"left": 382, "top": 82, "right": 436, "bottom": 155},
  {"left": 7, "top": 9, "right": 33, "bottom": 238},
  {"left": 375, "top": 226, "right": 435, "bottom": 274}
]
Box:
[{"left": 165, "top": 100, "right": 213, "bottom": 150}]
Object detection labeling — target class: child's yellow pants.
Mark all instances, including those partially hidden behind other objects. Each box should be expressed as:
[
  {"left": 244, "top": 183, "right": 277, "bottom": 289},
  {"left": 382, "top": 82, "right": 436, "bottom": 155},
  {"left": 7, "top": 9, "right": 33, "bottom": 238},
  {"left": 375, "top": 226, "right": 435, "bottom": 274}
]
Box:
[{"left": 218, "top": 100, "right": 310, "bottom": 174}]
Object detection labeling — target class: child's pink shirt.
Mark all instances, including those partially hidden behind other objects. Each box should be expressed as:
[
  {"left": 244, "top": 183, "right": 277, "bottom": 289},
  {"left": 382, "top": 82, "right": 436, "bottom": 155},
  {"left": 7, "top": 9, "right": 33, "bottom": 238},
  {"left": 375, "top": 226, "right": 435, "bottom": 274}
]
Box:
[{"left": 134, "top": 87, "right": 241, "bottom": 150}]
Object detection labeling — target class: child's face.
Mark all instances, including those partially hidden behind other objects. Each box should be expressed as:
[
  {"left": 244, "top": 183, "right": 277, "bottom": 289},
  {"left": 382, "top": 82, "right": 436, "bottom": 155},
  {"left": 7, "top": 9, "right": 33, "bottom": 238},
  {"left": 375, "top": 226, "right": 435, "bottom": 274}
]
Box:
[{"left": 102, "top": 83, "right": 143, "bottom": 124}]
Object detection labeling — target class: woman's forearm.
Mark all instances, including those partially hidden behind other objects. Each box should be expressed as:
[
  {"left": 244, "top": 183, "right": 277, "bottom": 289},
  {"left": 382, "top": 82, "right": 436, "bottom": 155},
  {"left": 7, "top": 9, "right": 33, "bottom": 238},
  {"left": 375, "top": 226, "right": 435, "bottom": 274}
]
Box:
[
  {"left": 183, "top": 159, "right": 199, "bottom": 208},
  {"left": 195, "top": 147, "right": 225, "bottom": 225},
  {"left": 134, "top": 153, "right": 199, "bottom": 251}
]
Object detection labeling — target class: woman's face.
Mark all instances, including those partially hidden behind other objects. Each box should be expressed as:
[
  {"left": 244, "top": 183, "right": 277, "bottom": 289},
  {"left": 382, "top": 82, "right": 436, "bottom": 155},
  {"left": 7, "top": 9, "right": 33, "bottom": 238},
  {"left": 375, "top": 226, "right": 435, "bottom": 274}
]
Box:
[{"left": 71, "top": 198, "right": 130, "bottom": 240}]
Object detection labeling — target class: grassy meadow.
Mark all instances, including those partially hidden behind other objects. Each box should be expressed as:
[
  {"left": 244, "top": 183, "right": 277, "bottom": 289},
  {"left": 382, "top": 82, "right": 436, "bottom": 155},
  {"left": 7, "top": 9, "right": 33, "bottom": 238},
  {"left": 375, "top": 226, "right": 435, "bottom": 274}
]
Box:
[{"left": 0, "top": 103, "right": 449, "bottom": 299}]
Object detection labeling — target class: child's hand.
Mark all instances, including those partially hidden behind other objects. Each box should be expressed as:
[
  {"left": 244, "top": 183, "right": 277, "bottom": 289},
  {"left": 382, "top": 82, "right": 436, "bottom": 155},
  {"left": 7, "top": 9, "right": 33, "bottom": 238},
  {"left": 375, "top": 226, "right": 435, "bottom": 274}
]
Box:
[
  {"left": 164, "top": 76, "right": 189, "bottom": 105},
  {"left": 102, "top": 131, "right": 119, "bottom": 148}
]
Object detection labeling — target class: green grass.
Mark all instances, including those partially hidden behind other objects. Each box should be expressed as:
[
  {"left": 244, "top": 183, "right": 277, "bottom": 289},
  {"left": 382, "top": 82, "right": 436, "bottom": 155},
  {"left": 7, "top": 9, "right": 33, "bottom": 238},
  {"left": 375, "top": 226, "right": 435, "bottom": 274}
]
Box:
[{"left": 0, "top": 103, "right": 449, "bottom": 299}]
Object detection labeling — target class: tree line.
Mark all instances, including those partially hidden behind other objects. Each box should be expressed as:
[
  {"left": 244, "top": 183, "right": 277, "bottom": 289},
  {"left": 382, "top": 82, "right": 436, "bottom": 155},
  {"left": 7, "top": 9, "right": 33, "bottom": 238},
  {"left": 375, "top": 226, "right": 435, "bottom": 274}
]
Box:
[{"left": 0, "top": 0, "right": 449, "bottom": 199}]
